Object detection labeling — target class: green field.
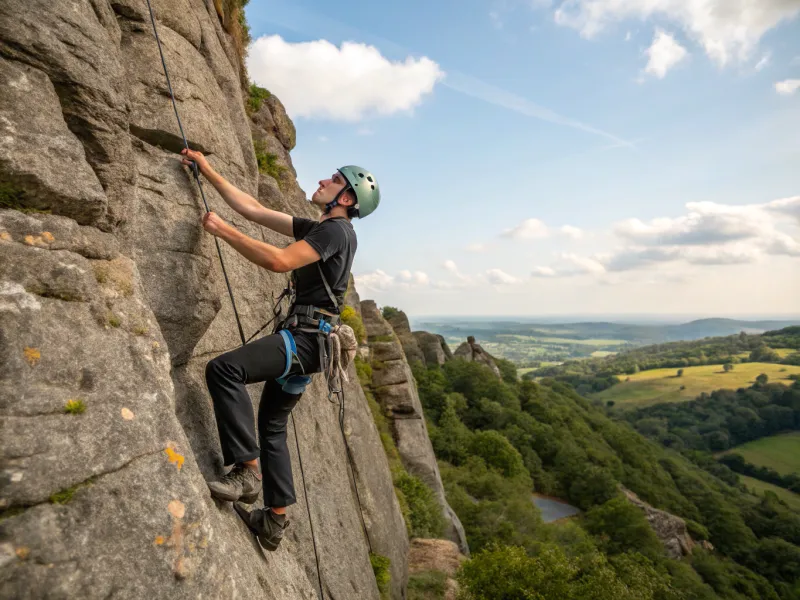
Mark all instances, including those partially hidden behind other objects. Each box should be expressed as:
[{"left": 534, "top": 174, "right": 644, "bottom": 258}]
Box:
[
  {"left": 595, "top": 362, "right": 800, "bottom": 407},
  {"left": 719, "top": 432, "right": 800, "bottom": 476},
  {"left": 739, "top": 475, "right": 800, "bottom": 511}
]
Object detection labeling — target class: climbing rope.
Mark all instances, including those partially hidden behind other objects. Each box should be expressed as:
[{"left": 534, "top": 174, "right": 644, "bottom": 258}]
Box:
[{"left": 143, "top": 2, "right": 326, "bottom": 598}]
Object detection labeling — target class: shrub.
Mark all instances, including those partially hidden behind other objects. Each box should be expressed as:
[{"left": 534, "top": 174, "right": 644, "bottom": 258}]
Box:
[
  {"left": 341, "top": 305, "right": 366, "bottom": 343},
  {"left": 64, "top": 399, "right": 86, "bottom": 415},
  {"left": 253, "top": 140, "right": 286, "bottom": 184},
  {"left": 395, "top": 473, "right": 446, "bottom": 538},
  {"left": 407, "top": 570, "right": 448, "bottom": 600},
  {"left": 381, "top": 306, "right": 400, "bottom": 321},
  {"left": 370, "top": 553, "right": 391, "bottom": 598},
  {"left": 247, "top": 83, "right": 270, "bottom": 113},
  {"left": 468, "top": 430, "right": 527, "bottom": 478}
]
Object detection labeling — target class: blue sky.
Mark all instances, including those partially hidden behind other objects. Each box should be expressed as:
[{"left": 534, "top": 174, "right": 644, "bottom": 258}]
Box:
[{"left": 245, "top": 0, "right": 800, "bottom": 318}]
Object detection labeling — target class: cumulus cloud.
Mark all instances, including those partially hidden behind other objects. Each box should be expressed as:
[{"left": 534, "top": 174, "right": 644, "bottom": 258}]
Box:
[
  {"left": 355, "top": 269, "right": 432, "bottom": 292},
  {"left": 553, "top": 0, "right": 800, "bottom": 66},
  {"left": 644, "top": 29, "right": 689, "bottom": 78},
  {"left": 247, "top": 35, "right": 444, "bottom": 121},
  {"left": 502, "top": 218, "right": 549, "bottom": 240},
  {"left": 486, "top": 269, "right": 520, "bottom": 285},
  {"left": 531, "top": 266, "right": 557, "bottom": 277},
  {"left": 443, "top": 259, "right": 473, "bottom": 284},
  {"left": 775, "top": 79, "right": 800, "bottom": 95},
  {"left": 560, "top": 225, "right": 584, "bottom": 239},
  {"left": 528, "top": 196, "right": 800, "bottom": 278}
]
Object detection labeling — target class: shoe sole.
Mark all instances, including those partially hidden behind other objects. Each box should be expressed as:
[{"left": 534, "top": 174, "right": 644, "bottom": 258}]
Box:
[
  {"left": 233, "top": 503, "right": 281, "bottom": 552},
  {"left": 209, "top": 489, "right": 260, "bottom": 504}
]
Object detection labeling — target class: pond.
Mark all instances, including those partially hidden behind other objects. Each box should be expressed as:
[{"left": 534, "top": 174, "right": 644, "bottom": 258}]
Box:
[{"left": 531, "top": 494, "right": 581, "bottom": 523}]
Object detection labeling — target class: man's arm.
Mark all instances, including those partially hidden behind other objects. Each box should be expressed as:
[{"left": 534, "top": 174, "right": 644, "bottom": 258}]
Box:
[
  {"left": 181, "top": 148, "right": 294, "bottom": 237},
  {"left": 204, "top": 212, "right": 319, "bottom": 273}
]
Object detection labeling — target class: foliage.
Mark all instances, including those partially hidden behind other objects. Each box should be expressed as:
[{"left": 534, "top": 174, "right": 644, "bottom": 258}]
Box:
[
  {"left": 395, "top": 473, "right": 446, "bottom": 538},
  {"left": 719, "top": 453, "right": 800, "bottom": 494},
  {"left": 246, "top": 84, "right": 271, "bottom": 113},
  {"left": 341, "top": 305, "right": 366, "bottom": 343},
  {"left": 468, "top": 430, "right": 527, "bottom": 478},
  {"left": 253, "top": 140, "right": 286, "bottom": 185},
  {"left": 370, "top": 552, "right": 391, "bottom": 598},
  {"left": 382, "top": 306, "right": 401, "bottom": 321},
  {"left": 583, "top": 497, "right": 664, "bottom": 561},
  {"left": 407, "top": 570, "right": 448, "bottom": 600},
  {"left": 63, "top": 399, "right": 86, "bottom": 415}
]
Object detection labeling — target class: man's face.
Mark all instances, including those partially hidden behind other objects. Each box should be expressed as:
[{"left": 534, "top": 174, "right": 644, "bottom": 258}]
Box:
[{"left": 311, "top": 172, "right": 350, "bottom": 207}]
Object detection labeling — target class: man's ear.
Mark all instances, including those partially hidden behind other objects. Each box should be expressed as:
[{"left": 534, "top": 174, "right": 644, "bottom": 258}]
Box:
[{"left": 341, "top": 189, "right": 357, "bottom": 206}]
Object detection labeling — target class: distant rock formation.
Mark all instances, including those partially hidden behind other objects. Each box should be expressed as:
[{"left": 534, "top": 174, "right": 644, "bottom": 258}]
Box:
[
  {"left": 454, "top": 336, "right": 502, "bottom": 379},
  {"left": 361, "top": 301, "right": 469, "bottom": 555},
  {"left": 621, "top": 486, "right": 695, "bottom": 560}
]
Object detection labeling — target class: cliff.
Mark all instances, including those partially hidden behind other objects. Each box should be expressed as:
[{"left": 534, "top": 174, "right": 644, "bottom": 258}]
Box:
[{"left": 0, "top": 2, "right": 408, "bottom": 598}]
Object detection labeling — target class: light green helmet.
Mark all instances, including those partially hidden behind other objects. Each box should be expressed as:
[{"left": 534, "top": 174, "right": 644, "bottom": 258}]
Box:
[{"left": 338, "top": 165, "right": 380, "bottom": 218}]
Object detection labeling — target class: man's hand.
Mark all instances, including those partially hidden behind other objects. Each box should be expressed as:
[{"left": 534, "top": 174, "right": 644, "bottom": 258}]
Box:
[
  {"left": 202, "top": 211, "right": 229, "bottom": 237},
  {"left": 181, "top": 148, "right": 212, "bottom": 177}
]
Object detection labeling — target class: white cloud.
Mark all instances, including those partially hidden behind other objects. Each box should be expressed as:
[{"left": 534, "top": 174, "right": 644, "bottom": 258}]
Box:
[
  {"left": 560, "top": 225, "right": 584, "bottom": 239},
  {"left": 754, "top": 52, "right": 771, "bottom": 71},
  {"left": 247, "top": 35, "right": 444, "bottom": 121},
  {"left": 553, "top": 0, "right": 800, "bottom": 66},
  {"left": 502, "top": 218, "right": 549, "bottom": 239},
  {"left": 486, "top": 269, "right": 520, "bottom": 285},
  {"left": 644, "top": 29, "right": 689, "bottom": 78},
  {"left": 355, "top": 268, "right": 433, "bottom": 292},
  {"left": 443, "top": 259, "right": 473, "bottom": 284},
  {"left": 775, "top": 79, "right": 800, "bottom": 95},
  {"left": 561, "top": 253, "right": 607, "bottom": 275},
  {"left": 466, "top": 243, "right": 489, "bottom": 252},
  {"left": 531, "top": 266, "right": 557, "bottom": 277}
]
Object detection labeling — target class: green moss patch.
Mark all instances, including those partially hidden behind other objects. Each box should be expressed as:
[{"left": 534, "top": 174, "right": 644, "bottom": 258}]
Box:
[
  {"left": 253, "top": 140, "right": 286, "bottom": 186},
  {"left": 64, "top": 399, "right": 86, "bottom": 415},
  {"left": 247, "top": 83, "right": 271, "bottom": 113},
  {"left": 370, "top": 553, "right": 391, "bottom": 599}
]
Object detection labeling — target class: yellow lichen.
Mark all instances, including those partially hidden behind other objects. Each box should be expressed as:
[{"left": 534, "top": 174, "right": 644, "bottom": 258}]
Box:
[
  {"left": 0, "top": 231, "right": 11, "bottom": 241},
  {"left": 23, "top": 347, "right": 40, "bottom": 366},
  {"left": 121, "top": 407, "right": 135, "bottom": 421},
  {"left": 154, "top": 535, "right": 166, "bottom": 546},
  {"left": 165, "top": 444, "right": 185, "bottom": 472},
  {"left": 15, "top": 547, "right": 30, "bottom": 560},
  {"left": 41, "top": 231, "right": 54, "bottom": 243}
]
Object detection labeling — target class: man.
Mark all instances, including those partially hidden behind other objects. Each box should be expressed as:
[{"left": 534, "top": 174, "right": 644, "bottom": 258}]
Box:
[{"left": 179, "top": 147, "right": 380, "bottom": 551}]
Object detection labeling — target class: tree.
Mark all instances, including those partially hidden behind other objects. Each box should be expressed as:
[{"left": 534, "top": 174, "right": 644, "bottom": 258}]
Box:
[
  {"left": 607, "top": 400, "right": 615, "bottom": 408},
  {"left": 677, "top": 369, "right": 684, "bottom": 377},
  {"left": 723, "top": 363, "right": 734, "bottom": 372},
  {"left": 756, "top": 373, "right": 769, "bottom": 385},
  {"left": 469, "top": 431, "right": 527, "bottom": 478}
]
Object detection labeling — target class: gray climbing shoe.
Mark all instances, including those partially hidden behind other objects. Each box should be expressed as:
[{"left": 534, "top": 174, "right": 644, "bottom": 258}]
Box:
[
  {"left": 234, "top": 503, "right": 289, "bottom": 551},
  {"left": 207, "top": 465, "right": 261, "bottom": 504}
]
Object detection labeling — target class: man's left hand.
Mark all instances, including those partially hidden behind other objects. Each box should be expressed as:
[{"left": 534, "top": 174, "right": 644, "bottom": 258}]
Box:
[{"left": 202, "top": 211, "right": 229, "bottom": 237}]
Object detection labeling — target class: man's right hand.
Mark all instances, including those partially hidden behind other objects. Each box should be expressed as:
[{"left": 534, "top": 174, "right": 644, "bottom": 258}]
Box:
[{"left": 181, "top": 148, "right": 211, "bottom": 177}]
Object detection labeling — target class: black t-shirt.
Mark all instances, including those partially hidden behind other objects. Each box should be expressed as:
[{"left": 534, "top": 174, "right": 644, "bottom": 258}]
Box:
[{"left": 292, "top": 216, "right": 357, "bottom": 312}]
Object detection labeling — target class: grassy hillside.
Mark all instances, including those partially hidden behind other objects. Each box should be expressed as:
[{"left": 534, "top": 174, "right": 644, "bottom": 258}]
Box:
[
  {"left": 739, "top": 475, "right": 800, "bottom": 512},
  {"left": 595, "top": 362, "right": 800, "bottom": 407},
  {"left": 719, "top": 433, "right": 800, "bottom": 476},
  {"left": 409, "top": 355, "right": 800, "bottom": 600}
]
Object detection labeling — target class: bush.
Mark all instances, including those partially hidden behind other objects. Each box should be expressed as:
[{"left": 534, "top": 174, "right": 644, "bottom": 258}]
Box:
[
  {"left": 381, "top": 306, "right": 401, "bottom": 321},
  {"left": 246, "top": 83, "right": 271, "bottom": 113},
  {"left": 407, "top": 570, "right": 448, "bottom": 600},
  {"left": 253, "top": 140, "right": 286, "bottom": 184},
  {"left": 370, "top": 553, "right": 391, "bottom": 598},
  {"left": 395, "top": 473, "right": 446, "bottom": 539},
  {"left": 341, "top": 305, "right": 366, "bottom": 343},
  {"left": 468, "top": 431, "right": 527, "bottom": 478},
  {"left": 583, "top": 497, "right": 665, "bottom": 561}
]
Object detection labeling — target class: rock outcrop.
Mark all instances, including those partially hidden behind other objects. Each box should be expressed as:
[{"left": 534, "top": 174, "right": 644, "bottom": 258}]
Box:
[
  {"left": 454, "top": 336, "right": 502, "bottom": 379},
  {"left": 621, "top": 486, "right": 695, "bottom": 560},
  {"left": 361, "top": 301, "right": 469, "bottom": 555},
  {"left": 0, "top": 2, "right": 407, "bottom": 598},
  {"left": 384, "top": 309, "right": 451, "bottom": 368}
]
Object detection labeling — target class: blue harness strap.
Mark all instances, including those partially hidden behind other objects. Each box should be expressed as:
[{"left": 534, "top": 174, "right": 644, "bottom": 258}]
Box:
[{"left": 276, "top": 329, "right": 312, "bottom": 394}]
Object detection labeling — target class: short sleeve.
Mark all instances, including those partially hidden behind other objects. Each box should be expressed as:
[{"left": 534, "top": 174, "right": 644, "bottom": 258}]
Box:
[
  {"left": 293, "top": 217, "right": 317, "bottom": 241},
  {"left": 301, "top": 220, "right": 347, "bottom": 262}
]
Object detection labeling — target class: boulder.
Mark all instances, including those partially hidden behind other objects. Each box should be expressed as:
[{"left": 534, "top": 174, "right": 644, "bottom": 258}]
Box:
[
  {"left": 413, "top": 331, "right": 449, "bottom": 366},
  {"left": 621, "top": 486, "right": 695, "bottom": 559},
  {"left": 454, "top": 336, "right": 501, "bottom": 379}
]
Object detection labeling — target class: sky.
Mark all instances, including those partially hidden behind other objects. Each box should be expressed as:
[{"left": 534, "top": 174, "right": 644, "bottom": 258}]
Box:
[{"left": 244, "top": 0, "right": 800, "bottom": 319}]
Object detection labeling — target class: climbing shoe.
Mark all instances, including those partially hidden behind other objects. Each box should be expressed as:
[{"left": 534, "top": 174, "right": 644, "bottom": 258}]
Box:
[
  {"left": 207, "top": 465, "right": 261, "bottom": 504},
  {"left": 233, "top": 503, "right": 289, "bottom": 551}
]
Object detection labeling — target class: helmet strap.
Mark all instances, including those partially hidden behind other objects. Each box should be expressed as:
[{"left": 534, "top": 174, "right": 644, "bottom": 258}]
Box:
[{"left": 325, "top": 184, "right": 351, "bottom": 214}]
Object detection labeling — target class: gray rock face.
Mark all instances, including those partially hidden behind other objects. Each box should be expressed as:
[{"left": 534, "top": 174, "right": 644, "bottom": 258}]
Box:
[
  {"left": 454, "top": 336, "right": 502, "bottom": 379},
  {"left": 0, "top": 2, "right": 407, "bottom": 598},
  {"left": 412, "top": 331, "right": 450, "bottom": 367},
  {"left": 621, "top": 486, "right": 695, "bottom": 560},
  {"left": 361, "top": 301, "right": 469, "bottom": 556}
]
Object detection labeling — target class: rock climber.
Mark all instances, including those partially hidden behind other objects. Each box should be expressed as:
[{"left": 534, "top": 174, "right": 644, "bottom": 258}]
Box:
[{"left": 179, "top": 148, "right": 380, "bottom": 551}]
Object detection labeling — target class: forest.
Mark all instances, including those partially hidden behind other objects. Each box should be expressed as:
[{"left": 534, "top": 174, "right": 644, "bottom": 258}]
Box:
[{"left": 408, "top": 355, "right": 800, "bottom": 600}]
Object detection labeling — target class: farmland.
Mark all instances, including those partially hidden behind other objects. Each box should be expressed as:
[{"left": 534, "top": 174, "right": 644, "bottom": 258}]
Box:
[{"left": 719, "top": 432, "right": 800, "bottom": 476}]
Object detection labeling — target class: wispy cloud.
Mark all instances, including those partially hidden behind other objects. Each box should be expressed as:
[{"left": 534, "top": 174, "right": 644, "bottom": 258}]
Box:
[
  {"left": 775, "top": 79, "right": 800, "bottom": 96},
  {"left": 253, "top": 0, "right": 632, "bottom": 146}
]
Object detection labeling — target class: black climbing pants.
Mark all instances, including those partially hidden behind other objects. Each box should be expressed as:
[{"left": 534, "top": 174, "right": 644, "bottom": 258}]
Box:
[{"left": 205, "top": 331, "right": 321, "bottom": 507}]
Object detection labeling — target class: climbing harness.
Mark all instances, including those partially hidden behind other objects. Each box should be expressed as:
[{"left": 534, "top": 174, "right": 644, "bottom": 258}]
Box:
[{"left": 144, "top": 2, "right": 373, "bottom": 597}]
